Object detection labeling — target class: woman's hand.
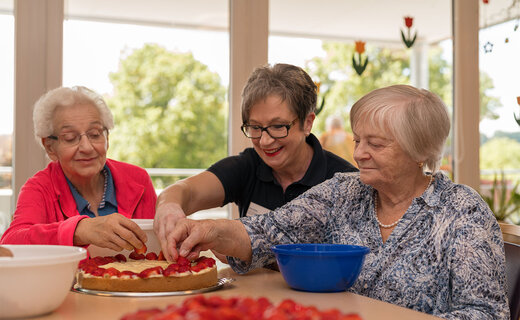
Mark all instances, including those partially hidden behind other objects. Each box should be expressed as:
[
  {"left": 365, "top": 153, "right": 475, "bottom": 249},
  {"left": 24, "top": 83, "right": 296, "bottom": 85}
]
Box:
[
  {"left": 153, "top": 202, "right": 187, "bottom": 261},
  {"left": 73, "top": 213, "right": 147, "bottom": 251},
  {"left": 169, "top": 218, "right": 252, "bottom": 264}
]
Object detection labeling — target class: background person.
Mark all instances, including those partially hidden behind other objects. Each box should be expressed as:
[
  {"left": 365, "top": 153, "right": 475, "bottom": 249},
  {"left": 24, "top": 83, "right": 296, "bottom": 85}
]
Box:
[
  {"left": 319, "top": 114, "right": 356, "bottom": 165},
  {"left": 164, "top": 85, "right": 509, "bottom": 319},
  {"left": 154, "top": 63, "right": 357, "bottom": 261},
  {"left": 1, "top": 86, "right": 156, "bottom": 251}
]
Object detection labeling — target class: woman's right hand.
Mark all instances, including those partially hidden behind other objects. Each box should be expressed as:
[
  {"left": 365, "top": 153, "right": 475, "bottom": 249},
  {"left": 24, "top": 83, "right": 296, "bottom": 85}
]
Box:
[
  {"left": 154, "top": 202, "right": 187, "bottom": 261},
  {"left": 73, "top": 213, "right": 147, "bottom": 251}
]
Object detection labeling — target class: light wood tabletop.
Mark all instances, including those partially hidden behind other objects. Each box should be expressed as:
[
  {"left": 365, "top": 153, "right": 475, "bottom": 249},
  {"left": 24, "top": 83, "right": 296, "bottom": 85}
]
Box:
[{"left": 34, "top": 267, "right": 440, "bottom": 320}]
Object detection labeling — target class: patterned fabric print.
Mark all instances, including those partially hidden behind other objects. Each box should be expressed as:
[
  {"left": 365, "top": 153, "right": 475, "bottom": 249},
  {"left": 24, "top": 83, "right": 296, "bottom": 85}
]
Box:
[{"left": 228, "top": 172, "right": 509, "bottom": 319}]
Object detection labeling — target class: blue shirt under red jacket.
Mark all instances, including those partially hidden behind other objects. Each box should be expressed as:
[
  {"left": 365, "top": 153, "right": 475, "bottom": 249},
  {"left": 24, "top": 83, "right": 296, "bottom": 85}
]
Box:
[{"left": 0, "top": 159, "right": 156, "bottom": 245}]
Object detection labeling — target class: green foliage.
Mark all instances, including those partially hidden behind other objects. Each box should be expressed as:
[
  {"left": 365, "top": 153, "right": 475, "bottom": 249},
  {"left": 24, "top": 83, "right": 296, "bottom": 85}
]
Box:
[
  {"left": 305, "top": 41, "right": 500, "bottom": 139},
  {"left": 480, "top": 137, "right": 520, "bottom": 170},
  {"left": 481, "top": 172, "right": 520, "bottom": 222},
  {"left": 305, "top": 42, "right": 410, "bottom": 135},
  {"left": 106, "top": 44, "right": 227, "bottom": 171},
  {"left": 480, "top": 73, "right": 502, "bottom": 121}
]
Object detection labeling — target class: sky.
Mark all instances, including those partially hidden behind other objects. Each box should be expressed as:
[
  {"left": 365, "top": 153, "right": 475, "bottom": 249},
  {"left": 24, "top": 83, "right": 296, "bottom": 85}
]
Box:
[{"left": 0, "top": 15, "right": 518, "bottom": 137}]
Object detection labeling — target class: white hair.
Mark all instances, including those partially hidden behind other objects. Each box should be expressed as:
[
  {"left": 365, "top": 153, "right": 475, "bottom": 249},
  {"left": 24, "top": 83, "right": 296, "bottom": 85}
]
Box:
[
  {"left": 350, "top": 85, "right": 450, "bottom": 173},
  {"left": 33, "top": 86, "right": 114, "bottom": 147}
]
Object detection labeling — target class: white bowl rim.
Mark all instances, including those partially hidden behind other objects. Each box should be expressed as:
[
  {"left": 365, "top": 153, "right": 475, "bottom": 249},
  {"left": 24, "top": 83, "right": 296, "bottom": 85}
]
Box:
[
  {"left": 0, "top": 245, "right": 87, "bottom": 267},
  {"left": 132, "top": 218, "right": 153, "bottom": 230}
]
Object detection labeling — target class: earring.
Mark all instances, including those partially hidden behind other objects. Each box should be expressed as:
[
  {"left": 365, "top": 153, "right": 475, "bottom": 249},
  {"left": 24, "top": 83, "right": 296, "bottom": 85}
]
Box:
[{"left": 418, "top": 162, "right": 424, "bottom": 168}]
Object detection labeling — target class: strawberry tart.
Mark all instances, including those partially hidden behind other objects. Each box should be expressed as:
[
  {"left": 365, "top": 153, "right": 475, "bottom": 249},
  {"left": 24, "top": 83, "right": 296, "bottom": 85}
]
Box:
[{"left": 77, "top": 245, "right": 217, "bottom": 292}]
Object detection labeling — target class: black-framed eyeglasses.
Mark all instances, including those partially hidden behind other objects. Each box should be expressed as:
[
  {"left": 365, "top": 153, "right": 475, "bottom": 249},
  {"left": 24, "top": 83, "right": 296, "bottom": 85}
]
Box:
[
  {"left": 47, "top": 127, "right": 108, "bottom": 147},
  {"left": 241, "top": 118, "right": 298, "bottom": 139}
]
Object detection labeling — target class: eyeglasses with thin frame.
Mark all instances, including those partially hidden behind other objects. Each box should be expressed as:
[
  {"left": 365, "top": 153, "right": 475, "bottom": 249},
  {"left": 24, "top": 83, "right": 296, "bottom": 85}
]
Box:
[
  {"left": 241, "top": 118, "right": 298, "bottom": 139},
  {"left": 47, "top": 127, "right": 108, "bottom": 147}
]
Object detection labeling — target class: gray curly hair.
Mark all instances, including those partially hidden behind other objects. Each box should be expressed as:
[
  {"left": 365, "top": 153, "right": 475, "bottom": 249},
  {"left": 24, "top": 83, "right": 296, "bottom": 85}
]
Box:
[{"left": 33, "top": 86, "right": 114, "bottom": 147}]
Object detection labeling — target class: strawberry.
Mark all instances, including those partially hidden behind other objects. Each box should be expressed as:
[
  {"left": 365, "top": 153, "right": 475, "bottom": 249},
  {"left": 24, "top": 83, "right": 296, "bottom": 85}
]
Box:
[
  {"left": 134, "top": 244, "right": 147, "bottom": 255},
  {"left": 129, "top": 252, "right": 145, "bottom": 260},
  {"left": 115, "top": 254, "right": 127, "bottom": 262},
  {"left": 103, "top": 267, "right": 121, "bottom": 278},
  {"left": 157, "top": 251, "right": 166, "bottom": 261},
  {"left": 176, "top": 256, "right": 190, "bottom": 266},
  {"left": 145, "top": 252, "right": 158, "bottom": 260},
  {"left": 138, "top": 266, "right": 163, "bottom": 279},
  {"left": 190, "top": 263, "right": 206, "bottom": 273},
  {"left": 163, "top": 264, "right": 180, "bottom": 277},
  {"left": 91, "top": 268, "right": 105, "bottom": 277}
]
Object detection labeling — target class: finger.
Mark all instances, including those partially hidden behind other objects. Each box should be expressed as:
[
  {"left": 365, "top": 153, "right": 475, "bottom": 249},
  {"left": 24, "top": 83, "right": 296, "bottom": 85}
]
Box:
[
  {"left": 157, "top": 224, "right": 171, "bottom": 261},
  {"left": 186, "top": 244, "right": 203, "bottom": 260},
  {"left": 118, "top": 217, "right": 148, "bottom": 246},
  {"left": 114, "top": 225, "right": 142, "bottom": 251}
]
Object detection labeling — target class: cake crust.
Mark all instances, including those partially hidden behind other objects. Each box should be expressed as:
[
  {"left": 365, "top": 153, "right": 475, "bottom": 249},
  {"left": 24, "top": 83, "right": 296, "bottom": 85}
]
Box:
[{"left": 78, "top": 266, "right": 217, "bottom": 292}]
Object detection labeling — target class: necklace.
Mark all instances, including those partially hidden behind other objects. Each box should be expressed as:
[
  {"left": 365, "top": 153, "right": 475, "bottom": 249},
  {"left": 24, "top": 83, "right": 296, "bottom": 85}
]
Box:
[{"left": 374, "top": 174, "right": 434, "bottom": 229}]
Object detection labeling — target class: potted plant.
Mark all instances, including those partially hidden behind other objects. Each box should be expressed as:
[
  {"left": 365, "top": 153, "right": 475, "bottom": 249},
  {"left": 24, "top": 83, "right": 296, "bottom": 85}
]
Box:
[{"left": 481, "top": 171, "right": 520, "bottom": 224}]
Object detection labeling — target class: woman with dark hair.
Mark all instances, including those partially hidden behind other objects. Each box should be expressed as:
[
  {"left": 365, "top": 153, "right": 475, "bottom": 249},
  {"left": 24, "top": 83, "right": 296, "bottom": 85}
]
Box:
[
  {"left": 154, "top": 63, "right": 357, "bottom": 261},
  {"left": 163, "top": 85, "right": 509, "bottom": 319}
]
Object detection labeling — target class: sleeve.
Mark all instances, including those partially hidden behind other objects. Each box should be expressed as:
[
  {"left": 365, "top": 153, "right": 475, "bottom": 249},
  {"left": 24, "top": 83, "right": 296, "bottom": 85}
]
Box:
[
  {"left": 227, "top": 175, "right": 344, "bottom": 273},
  {"left": 0, "top": 179, "right": 88, "bottom": 245},
  {"left": 436, "top": 199, "right": 510, "bottom": 319},
  {"left": 207, "top": 150, "right": 255, "bottom": 206},
  {"left": 132, "top": 169, "right": 157, "bottom": 219}
]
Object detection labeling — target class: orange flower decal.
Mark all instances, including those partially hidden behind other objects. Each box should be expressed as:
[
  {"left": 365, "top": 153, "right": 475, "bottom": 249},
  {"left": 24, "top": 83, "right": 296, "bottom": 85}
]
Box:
[
  {"left": 352, "top": 41, "right": 368, "bottom": 76},
  {"left": 355, "top": 41, "right": 366, "bottom": 54}
]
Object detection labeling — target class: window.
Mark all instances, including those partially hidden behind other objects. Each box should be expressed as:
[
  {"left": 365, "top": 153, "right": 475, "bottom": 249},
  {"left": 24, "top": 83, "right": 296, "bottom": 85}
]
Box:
[
  {"left": 268, "top": 0, "right": 453, "bottom": 174},
  {"left": 64, "top": 0, "right": 229, "bottom": 219},
  {"left": 0, "top": 1, "right": 14, "bottom": 233}
]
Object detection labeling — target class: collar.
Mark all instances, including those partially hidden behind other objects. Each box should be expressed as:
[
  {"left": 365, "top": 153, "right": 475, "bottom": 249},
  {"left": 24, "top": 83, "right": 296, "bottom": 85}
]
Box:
[
  {"left": 256, "top": 133, "right": 327, "bottom": 186},
  {"left": 65, "top": 165, "right": 117, "bottom": 213}
]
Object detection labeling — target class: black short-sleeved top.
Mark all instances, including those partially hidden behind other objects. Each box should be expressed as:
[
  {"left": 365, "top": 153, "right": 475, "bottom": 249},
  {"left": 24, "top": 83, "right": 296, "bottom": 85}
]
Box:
[{"left": 207, "top": 133, "right": 358, "bottom": 217}]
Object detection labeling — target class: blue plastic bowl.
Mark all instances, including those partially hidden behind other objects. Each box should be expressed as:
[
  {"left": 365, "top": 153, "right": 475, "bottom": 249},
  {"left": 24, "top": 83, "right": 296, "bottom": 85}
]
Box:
[{"left": 271, "top": 243, "right": 370, "bottom": 292}]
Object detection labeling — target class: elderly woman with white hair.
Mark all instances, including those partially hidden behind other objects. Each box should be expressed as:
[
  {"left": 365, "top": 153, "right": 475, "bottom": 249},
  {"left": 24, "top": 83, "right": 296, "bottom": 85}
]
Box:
[
  {"left": 163, "top": 85, "right": 509, "bottom": 319},
  {"left": 1, "top": 86, "right": 156, "bottom": 251}
]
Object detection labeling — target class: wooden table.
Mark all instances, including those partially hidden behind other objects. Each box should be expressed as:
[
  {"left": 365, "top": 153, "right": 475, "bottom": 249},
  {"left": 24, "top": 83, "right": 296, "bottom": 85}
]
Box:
[{"left": 35, "top": 267, "right": 439, "bottom": 320}]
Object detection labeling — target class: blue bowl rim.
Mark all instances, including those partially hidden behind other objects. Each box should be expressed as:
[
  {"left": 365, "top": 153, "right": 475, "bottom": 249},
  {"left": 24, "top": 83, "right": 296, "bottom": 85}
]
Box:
[{"left": 271, "top": 243, "right": 370, "bottom": 256}]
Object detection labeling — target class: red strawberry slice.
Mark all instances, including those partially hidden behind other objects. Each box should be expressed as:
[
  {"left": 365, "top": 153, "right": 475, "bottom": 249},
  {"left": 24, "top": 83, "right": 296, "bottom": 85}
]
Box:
[
  {"left": 145, "top": 252, "right": 158, "bottom": 260},
  {"left": 176, "top": 256, "right": 190, "bottom": 266},
  {"left": 163, "top": 264, "right": 181, "bottom": 277},
  {"left": 138, "top": 266, "right": 163, "bottom": 279},
  {"left": 102, "top": 267, "right": 121, "bottom": 278},
  {"left": 134, "top": 244, "right": 147, "bottom": 255},
  {"left": 157, "top": 251, "right": 166, "bottom": 261},
  {"left": 115, "top": 254, "right": 127, "bottom": 262},
  {"left": 129, "top": 252, "right": 145, "bottom": 260}
]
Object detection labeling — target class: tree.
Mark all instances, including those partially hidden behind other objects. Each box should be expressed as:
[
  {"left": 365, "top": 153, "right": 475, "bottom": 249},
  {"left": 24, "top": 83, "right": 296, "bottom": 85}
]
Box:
[
  {"left": 106, "top": 44, "right": 228, "bottom": 184},
  {"left": 305, "top": 42, "right": 500, "bottom": 135},
  {"left": 480, "top": 137, "right": 520, "bottom": 170}
]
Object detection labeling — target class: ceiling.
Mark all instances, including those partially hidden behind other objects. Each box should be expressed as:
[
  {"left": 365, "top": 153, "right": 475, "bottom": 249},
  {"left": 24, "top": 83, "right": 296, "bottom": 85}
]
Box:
[{"left": 1, "top": 0, "right": 518, "bottom": 45}]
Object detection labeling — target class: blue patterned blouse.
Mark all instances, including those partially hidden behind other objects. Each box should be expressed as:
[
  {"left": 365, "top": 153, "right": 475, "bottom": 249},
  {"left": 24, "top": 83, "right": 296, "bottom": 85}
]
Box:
[{"left": 228, "top": 172, "right": 509, "bottom": 319}]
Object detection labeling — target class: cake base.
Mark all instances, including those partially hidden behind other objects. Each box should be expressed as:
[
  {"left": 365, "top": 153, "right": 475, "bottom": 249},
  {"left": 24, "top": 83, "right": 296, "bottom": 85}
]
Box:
[{"left": 77, "top": 267, "right": 217, "bottom": 292}]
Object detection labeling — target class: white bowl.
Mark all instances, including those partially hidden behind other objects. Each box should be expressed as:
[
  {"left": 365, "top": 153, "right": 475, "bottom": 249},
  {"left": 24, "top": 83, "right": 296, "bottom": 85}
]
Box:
[
  {"left": 0, "top": 245, "right": 87, "bottom": 319},
  {"left": 87, "top": 219, "right": 161, "bottom": 258}
]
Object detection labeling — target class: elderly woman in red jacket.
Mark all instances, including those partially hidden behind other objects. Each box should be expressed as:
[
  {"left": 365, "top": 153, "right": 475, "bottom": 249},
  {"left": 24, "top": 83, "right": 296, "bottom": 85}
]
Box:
[{"left": 0, "top": 86, "right": 156, "bottom": 251}]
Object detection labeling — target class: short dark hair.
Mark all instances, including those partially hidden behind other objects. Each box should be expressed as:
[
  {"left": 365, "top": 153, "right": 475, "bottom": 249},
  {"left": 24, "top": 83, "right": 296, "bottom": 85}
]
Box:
[{"left": 241, "top": 63, "right": 317, "bottom": 127}]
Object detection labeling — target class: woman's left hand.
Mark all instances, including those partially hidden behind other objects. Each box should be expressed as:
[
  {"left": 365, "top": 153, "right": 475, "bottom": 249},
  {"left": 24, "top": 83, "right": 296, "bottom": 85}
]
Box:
[{"left": 73, "top": 213, "right": 148, "bottom": 251}]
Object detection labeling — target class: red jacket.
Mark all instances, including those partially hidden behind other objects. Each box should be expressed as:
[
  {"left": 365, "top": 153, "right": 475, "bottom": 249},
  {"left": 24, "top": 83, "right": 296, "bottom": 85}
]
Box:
[{"left": 0, "top": 159, "right": 156, "bottom": 245}]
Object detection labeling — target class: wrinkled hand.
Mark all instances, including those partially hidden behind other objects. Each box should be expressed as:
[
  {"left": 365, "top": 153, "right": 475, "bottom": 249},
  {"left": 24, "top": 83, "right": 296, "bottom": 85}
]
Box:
[
  {"left": 167, "top": 218, "right": 222, "bottom": 261},
  {"left": 170, "top": 218, "right": 251, "bottom": 264},
  {"left": 73, "top": 213, "right": 147, "bottom": 251},
  {"left": 153, "top": 202, "right": 187, "bottom": 261}
]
